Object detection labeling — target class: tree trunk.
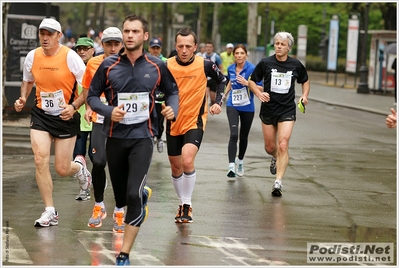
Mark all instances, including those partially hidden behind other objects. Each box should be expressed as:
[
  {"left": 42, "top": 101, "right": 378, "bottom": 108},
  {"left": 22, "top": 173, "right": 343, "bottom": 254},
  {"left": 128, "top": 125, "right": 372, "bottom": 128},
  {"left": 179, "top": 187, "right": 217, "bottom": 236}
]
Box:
[
  {"left": 200, "top": 3, "right": 208, "bottom": 42},
  {"left": 81, "top": 3, "right": 89, "bottom": 36},
  {"left": 380, "top": 3, "right": 397, "bottom": 30},
  {"left": 211, "top": 3, "right": 219, "bottom": 42},
  {"left": 162, "top": 3, "right": 170, "bottom": 53},
  {"left": 92, "top": 3, "right": 100, "bottom": 32},
  {"left": 99, "top": 3, "right": 105, "bottom": 32},
  {"left": 247, "top": 3, "right": 258, "bottom": 50}
]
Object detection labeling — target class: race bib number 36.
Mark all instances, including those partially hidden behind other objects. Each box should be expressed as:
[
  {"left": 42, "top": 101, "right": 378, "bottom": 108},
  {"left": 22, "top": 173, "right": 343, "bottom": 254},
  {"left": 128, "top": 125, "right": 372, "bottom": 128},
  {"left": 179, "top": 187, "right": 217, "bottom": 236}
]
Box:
[
  {"left": 270, "top": 72, "right": 292, "bottom": 94},
  {"left": 40, "top": 89, "right": 66, "bottom": 116},
  {"left": 118, "top": 92, "right": 150, "bottom": 125}
]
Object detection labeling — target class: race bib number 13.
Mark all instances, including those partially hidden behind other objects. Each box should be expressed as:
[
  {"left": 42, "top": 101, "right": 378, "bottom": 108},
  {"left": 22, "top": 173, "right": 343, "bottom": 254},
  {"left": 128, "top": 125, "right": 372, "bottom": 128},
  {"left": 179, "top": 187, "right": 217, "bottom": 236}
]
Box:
[{"left": 270, "top": 72, "right": 292, "bottom": 94}]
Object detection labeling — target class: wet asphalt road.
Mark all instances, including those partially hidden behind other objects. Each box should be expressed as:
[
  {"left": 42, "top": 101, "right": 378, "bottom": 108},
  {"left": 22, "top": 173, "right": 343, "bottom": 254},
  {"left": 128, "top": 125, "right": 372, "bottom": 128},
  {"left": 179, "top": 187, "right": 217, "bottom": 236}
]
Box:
[{"left": 2, "top": 99, "right": 396, "bottom": 266}]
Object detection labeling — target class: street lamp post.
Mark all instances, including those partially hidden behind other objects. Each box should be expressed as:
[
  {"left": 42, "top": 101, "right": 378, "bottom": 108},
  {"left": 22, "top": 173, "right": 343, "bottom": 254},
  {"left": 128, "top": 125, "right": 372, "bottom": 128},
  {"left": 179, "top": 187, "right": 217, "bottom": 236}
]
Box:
[{"left": 357, "top": 3, "right": 370, "bottom": 94}]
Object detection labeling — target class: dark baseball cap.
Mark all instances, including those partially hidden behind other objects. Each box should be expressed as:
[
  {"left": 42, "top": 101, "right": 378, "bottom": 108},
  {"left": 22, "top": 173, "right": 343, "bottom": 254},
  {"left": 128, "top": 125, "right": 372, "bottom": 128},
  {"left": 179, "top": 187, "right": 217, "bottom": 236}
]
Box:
[{"left": 149, "top": 38, "right": 162, "bottom": 48}]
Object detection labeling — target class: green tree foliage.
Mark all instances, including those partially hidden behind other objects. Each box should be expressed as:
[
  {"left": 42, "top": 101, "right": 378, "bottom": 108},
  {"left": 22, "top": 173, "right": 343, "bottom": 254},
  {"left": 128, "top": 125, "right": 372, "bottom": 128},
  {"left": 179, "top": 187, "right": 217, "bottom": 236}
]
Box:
[
  {"left": 218, "top": 2, "right": 390, "bottom": 57},
  {"left": 55, "top": 2, "right": 394, "bottom": 57},
  {"left": 216, "top": 3, "right": 248, "bottom": 44}
]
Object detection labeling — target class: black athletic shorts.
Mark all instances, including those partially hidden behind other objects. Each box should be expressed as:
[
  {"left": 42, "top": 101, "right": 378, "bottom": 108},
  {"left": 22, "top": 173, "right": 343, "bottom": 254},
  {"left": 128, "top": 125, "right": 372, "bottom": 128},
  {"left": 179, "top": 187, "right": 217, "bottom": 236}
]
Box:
[
  {"left": 259, "top": 112, "right": 296, "bottom": 127},
  {"left": 207, "top": 79, "right": 217, "bottom": 92},
  {"left": 166, "top": 128, "right": 204, "bottom": 156},
  {"left": 30, "top": 105, "right": 80, "bottom": 139}
]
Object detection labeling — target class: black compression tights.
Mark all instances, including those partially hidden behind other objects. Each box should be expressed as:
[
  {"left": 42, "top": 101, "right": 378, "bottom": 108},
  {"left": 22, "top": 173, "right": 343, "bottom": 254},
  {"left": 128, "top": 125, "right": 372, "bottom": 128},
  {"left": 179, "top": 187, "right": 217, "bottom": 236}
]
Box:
[
  {"left": 226, "top": 106, "right": 254, "bottom": 163},
  {"left": 106, "top": 137, "right": 153, "bottom": 227}
]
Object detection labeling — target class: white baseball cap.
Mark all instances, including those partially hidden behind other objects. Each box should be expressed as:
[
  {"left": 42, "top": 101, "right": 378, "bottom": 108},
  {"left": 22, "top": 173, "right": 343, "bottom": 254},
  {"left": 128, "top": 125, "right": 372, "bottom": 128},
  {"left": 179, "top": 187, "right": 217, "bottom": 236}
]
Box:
[
  {"left": 102, "top": 27, "right": 122, "bottom": 43},
  {"left": 39, "top": 18, "right": 62, "bottom": 33},
  {"left": 226, "top": 43, "right": 234, "bottom": 49}
]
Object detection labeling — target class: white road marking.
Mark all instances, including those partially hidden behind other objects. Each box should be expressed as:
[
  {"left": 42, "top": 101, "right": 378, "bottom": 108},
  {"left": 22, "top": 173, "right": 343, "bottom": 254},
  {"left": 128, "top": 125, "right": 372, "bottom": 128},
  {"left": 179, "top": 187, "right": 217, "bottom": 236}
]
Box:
[
  {"left": 192, "top": 235, "right": 289, "bottom": 266},
  {"left": 75, "top": 230, "right": 165, "bottom": 266},
  {"left": 73, "top": 230, "right": 289, "bottom": 265}
]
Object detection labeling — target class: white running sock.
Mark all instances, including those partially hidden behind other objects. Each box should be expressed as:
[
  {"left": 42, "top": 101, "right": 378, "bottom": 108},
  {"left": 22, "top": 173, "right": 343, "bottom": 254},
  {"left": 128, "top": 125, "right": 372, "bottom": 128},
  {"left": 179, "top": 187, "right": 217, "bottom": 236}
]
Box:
[
  {"left": 114, "top": 207, "right": 124, "bottom": 212},
  {"left": 95, "top": 201, "right": 105, "bottom": 207},
  {"left": 181, "top": 171, "right": 196, "bottom": 206},
  {"left": 45, "top": 206, "right": 55, "bottom": 213},
  {"left": 172, "top": 174, "right": 184, "bottom": 205},
  {"left": 74, "top": 163, "right": 83, "bottom": 176}
]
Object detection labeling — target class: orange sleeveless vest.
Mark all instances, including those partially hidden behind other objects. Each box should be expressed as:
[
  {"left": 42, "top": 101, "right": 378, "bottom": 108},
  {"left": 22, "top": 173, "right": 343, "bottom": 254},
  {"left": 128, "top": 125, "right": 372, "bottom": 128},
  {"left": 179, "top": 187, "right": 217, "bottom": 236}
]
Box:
[{"left": 31, "top": 46, "right": 77, "bottom": 109}]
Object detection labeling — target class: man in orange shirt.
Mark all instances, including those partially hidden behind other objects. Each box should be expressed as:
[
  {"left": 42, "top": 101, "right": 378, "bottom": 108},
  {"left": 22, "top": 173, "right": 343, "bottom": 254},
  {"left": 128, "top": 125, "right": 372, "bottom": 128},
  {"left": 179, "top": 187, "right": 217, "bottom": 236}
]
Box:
[
  {"left": 166, "top": 28, "right": 227, "bottom": 223},
  {"left": 14, "top": 18, "right": 91, "bottom": 227},
  {"left": 81, "top": 27, "right": 124, "bottom": 231}
]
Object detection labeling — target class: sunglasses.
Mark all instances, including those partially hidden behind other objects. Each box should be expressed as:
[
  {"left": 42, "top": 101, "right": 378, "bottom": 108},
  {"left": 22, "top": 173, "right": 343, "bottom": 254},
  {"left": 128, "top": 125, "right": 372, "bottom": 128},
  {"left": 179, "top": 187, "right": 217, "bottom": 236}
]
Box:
[{"left": 76, "top": 47, "right": 92, "bottom": 52}]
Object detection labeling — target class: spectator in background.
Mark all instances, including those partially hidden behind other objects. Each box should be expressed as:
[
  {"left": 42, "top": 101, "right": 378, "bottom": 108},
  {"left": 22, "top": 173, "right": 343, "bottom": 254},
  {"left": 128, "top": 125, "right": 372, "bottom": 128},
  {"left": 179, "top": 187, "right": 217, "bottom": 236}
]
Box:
[
  {"left": 73, "top": 37, "right": 95, "bottom": 201},
  {"left": 75, "top": 37, "right": 95, "bottom": 64},
  {"left": 196, "top": 42, "right": 206, "bottom": 57},
  {"left": 87, "top": 27, "right": 95, "bottom": 39},
  {"left": 65, "top": 25, "right": 73, "bottom": 39},
  {"left": 66, "top": 37, "right": 76, "bottom": 48},
  {"left": 169, "top": 48, "right": 178, "bottom": 58},
  {"left": 220, "top": 43, "right": 235, "bottom": 77},
  {"left": 148, "top": 38, "right": 167, "bottom": 61},
  {"left": 203, "top": 41, "right": 223, "bottom": 106},
  {"left": 148, "top": 38, "right": 167, "bottom": 153},
  {"left": 94, "top": 36, "right": 104, "bottom": 55}
]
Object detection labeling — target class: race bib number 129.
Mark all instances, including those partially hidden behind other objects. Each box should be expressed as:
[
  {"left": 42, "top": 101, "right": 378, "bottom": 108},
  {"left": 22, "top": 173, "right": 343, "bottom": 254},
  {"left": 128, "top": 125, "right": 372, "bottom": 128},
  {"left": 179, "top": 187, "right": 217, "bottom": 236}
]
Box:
[{"left": 118, "top": 92, "right": 150, "bottom": 125}]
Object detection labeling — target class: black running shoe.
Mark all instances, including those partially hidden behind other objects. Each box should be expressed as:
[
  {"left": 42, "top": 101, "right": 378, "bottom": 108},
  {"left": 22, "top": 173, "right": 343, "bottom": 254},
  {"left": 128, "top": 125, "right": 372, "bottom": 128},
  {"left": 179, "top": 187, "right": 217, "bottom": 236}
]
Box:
[
  {"left": 181, "top": 204, "right": 193, "bottom": 223},
  {"left": 175, "top": 205, "right": 182, "bottom": 223}
]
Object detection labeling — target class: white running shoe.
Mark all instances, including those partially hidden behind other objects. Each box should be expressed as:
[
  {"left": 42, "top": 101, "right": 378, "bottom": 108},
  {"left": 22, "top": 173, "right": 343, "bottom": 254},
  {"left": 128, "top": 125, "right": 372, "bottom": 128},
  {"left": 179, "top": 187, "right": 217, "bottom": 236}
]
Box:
[
  {"left": 157, "top": 139, "right": 164, "bottom": 153},
  {"left": 74, "top": 155, "right": 92, "bottom": 191},
  {"left": 235, "top": 158, "right": 244, "bottom": 177},
  {"left": 75, "top": 189, "right": 90, "bottom": 201},
  {"left": 226, "top": 163, "right": 236, "bottom": 178},
  {"left": 270, "top": 157, "right": 277, "bottom": 175},
  {"left": 88, "top": 205, "right": 107, "bottom": 228},
  {"left": 271, "top": 180, "right": 283, "bottom": 196},
  {"left": 34, "top": 210, "right": 59, "bottom": 227}
]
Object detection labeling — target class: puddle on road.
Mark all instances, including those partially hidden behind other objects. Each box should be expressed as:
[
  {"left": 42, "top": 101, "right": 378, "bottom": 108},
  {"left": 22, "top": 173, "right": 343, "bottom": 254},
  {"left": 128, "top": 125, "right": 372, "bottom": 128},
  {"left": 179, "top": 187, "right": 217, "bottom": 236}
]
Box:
[{"left": 343, "top": 224, "right": 396, "bottom": 242}]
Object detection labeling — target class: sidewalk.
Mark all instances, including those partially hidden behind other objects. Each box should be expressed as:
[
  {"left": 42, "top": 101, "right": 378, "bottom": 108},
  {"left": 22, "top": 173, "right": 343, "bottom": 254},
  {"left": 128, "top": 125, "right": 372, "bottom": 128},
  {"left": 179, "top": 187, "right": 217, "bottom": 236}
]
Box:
[{"left": 306, "top": 71, "right": 396, "bottom": 116}]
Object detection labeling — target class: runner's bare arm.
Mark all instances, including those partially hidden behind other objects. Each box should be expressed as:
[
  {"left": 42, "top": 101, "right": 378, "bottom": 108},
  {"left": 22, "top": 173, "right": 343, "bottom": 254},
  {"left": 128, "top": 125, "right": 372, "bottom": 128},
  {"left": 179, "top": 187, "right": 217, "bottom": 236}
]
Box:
[{"left": 14, "top": 81, "right": 34, "bottom": 112}]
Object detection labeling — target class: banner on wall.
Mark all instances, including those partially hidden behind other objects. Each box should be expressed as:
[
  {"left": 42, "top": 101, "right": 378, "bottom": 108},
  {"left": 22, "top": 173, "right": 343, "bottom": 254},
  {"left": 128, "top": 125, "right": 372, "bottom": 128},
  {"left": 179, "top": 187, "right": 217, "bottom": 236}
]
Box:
[{"left": 6, "top": 14, "right": 44, "bottom": 82}]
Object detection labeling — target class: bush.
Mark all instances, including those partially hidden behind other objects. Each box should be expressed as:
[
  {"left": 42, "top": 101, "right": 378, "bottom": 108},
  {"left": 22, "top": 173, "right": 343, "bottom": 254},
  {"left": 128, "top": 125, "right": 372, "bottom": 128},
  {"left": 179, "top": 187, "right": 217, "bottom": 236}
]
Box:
[{"left": 305, "top": 55, "right": 347, "bottom": 73}]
